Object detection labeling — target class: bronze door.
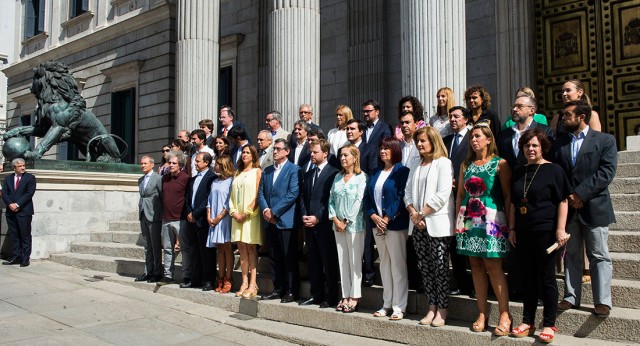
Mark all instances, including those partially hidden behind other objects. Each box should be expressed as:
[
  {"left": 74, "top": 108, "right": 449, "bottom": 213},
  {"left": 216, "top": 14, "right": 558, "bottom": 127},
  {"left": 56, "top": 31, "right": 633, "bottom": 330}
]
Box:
[{"left": 535, "top": 0, "right": 640, "bottom": 149}]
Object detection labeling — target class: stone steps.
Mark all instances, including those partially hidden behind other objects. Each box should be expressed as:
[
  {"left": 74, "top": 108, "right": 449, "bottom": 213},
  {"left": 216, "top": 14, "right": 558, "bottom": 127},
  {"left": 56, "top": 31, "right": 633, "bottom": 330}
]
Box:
[
  {"left": 610, "top": 211, "right": 640, "bottom": 230},
  {"left": 616, "top": 163, "right": 640, "bottom": 178},
  {"left": 97, "top": 273, "right": 639, "bottom": 345},
  {"left": 71, "top": 241, "right": 144, "bottom": 259},
  {"left": 611, "top": 194, "right": 640, "bottom": 212},
  {"left": 609, "top": 230, "right": 640, "bottom": 253},
  {"left": 90, "top": 231, "right": 142, "bottom": 245},
  {"left": 609, "top": 252, "right": 640, "bottom": 280},
  {"left": 107, "top": 220, "right": 140, "bottom": 232},
  {"left": 609, "top": 177, "right": 640, "bottom": 194},
  {"left": 617, "top": 150, "right": 640, "bottom": 164}
]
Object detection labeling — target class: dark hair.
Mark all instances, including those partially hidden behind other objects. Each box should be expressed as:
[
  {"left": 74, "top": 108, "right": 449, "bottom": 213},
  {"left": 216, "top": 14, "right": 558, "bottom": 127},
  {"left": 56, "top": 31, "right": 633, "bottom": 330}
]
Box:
[
  {"left": 191, "top": 129, "right": 206, "bottom": 140},
  {"left": 362, "top": 99, "right": 381, "bottom": 111},
  {"left": 213, "top": 135, "right": 231, "bottom": 156},
  {"left": 274, "top": 138, "right": 290, "bottom": 151},
  {"left": 197, "top": 152, "right": 213, "bottom": 165},
  {"left": 448, "top": 106, "right": 471, "bottom": 120},
  {"left": 228, "top": 126, "right": 248, "bottom": 141},
  {"left": 379, "top": 137, "right": 402, "bottom": 166},
  {"left": 399, "top": 111, "right": 419, "bottom": 124},
  {"left": 161, "top": 144, "right": 172, "bottom": 164},
  {"left": 564, "top": 100, "right": 592, "bottom": 124},
  {"left": 346, "top": 118, "right": 366, "bottom": 133},
  {"left": 464, "top": 84, "right": 492, "bottom": 110},
  {"left": 398, "top": 95, "right": 424, "bottom": 121},
  {"left": 220, "top": 105, "right": 235, "bottom": 118},
  {"left": 518, "top": 128, "right": 552, "bottom": 155},
  {"left": 198, "top": 119, "right": 214, "bottom": 132},
  {"left": 236, "top": 145, "right": 260, "bottom": 172},
  {"left": 308, "top": 127, "right": 326, "bottom": 140}
]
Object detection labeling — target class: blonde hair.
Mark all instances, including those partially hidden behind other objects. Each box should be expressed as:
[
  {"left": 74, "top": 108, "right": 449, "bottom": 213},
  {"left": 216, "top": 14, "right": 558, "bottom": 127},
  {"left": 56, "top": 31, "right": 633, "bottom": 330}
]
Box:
[
  {"left": 463, "top": 124, "right": 499, "bottom": 168},
  {"left": 214, "top": 155, "right": 235, "bottom": 179},
  {"left": 413, "top": 127, "right": 448, "bottom": 160},
  {"left": 339, "top": 144, "right": 362, "bottom": 175},
  {"left": 565, "top": 79, "right": 592, "bottom": 106},
  {"left": 336, "top": 105, "right": 354, "bottom": 128},
  {"left": 436, "top": 87, "right": 456, "bottom": 116}
]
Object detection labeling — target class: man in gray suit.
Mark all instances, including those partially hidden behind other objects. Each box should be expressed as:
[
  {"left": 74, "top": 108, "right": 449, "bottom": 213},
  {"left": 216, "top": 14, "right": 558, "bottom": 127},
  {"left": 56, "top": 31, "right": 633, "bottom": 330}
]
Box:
[
  {"left": 553, "top": 100, "right": 617, "bottom": 317},
  {"left": 136, "top": 155, "right": 163, "bottom": 282}
]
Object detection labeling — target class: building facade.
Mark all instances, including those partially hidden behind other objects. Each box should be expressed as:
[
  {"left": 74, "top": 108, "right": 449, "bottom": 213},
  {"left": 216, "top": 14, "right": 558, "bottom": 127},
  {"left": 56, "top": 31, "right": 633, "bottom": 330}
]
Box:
[{"left": 2, "top": 0, "right": 638, "bottom": 164}]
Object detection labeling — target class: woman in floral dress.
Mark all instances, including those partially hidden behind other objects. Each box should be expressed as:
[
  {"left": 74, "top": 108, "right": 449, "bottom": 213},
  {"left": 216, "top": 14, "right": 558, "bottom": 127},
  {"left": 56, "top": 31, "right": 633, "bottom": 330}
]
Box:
[{"left": 455, "top": 123, "right": 512, "bottom": 336}]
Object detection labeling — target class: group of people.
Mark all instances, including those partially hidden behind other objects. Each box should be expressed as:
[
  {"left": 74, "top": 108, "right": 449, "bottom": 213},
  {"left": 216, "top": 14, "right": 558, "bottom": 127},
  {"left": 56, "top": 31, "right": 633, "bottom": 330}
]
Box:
[{"left": 136, "top": 79, "right": 617, "bottom": 344}]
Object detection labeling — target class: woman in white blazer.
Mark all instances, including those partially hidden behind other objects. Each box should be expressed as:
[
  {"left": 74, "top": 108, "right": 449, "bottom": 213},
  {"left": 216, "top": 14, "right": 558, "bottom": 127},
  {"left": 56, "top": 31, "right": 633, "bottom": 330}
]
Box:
[{"left": 404, "top": 127, "right": 455, "bottom": 327}]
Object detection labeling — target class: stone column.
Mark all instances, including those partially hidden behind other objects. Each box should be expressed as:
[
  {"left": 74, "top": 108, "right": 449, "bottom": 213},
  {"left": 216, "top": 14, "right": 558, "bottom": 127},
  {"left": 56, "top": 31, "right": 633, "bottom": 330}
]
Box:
[
  {"left": 400, "top": 0, "right": 466, "bottom": 116},
  {"left": 268, "top": 0, "right": 320, "bottom": 131},
  {"left": 176, "top": 0, "right": 219, "bottom": 133},
  {"left": 496, "top": 0, "right": 536, "bottom": 118}
]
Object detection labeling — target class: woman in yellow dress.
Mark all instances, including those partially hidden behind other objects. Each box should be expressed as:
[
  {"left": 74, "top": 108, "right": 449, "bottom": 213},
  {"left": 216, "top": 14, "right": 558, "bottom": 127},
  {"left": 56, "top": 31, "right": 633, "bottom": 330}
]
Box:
[{"left": 229, "top": 145, "right": 262, "bottom": 298}]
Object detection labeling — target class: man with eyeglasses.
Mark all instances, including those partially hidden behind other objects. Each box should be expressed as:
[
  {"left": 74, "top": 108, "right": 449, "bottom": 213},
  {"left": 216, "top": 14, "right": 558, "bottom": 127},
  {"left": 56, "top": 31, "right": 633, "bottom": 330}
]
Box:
[
  {"left": 362, "top": 99, "right": 392, "bottom": 148},
  {"left": 497, "top": 94, "right": 554, "bottom": 172},
  {"left": 266, "top": 111, "right": 290, "bottom": 141},
  {"left": 298, "top": 104, "right": 320, "bottom": 131},
  {"left": 159, "top": 151, "right": 190, "bottom": 285},
  {"left": 257, "top": 130, "right": 274, "bottom": 169},
  {"left": 218, "top": 105, "right": 249, "bottom": 139}
]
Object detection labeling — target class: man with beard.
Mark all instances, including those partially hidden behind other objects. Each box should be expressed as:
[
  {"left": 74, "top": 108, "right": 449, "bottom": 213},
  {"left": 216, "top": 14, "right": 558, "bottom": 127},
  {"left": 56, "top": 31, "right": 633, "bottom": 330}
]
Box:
[
  {"left": 553, "top": 100, "right": 616, "bottom": 318},
  {"left": 362, "top": 99, "right": 392, "bottom": 148}
]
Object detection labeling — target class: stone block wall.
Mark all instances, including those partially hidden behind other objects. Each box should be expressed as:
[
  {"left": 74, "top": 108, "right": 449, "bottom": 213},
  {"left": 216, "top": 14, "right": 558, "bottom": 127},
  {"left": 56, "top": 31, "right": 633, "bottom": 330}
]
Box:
[{"left": 465, "top": 0, "right": 498, "bottom": 109}]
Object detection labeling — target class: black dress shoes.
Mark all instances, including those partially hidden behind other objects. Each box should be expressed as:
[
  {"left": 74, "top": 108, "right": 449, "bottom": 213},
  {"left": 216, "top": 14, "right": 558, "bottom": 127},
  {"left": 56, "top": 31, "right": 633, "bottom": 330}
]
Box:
[
  {"left": 202, "top": 282, "right": 214, "bottom": 291},
  {"left": 319, "top": 302, "right": 331, "bottom": 309},
  {"left": 157, "top": 277, "right": 173, "bottom": 285},
  {"left": 280, "top": 293, "right": 296, "bottom": 303},
  {"left": 135, "top": 274, "right": 152, "bottom": 282},
  {"left": 147, "top": 276, "right": 162, "bottom": 283},
  {"left": 20, "top": 261, "right": 30, "bottom": 267},
  {"left": 298, "top": 298, "right": 318, "bottom": 306},
  {"left": 261, "top": 292, "right": 281, "bottom": 300},
  {"left": 362, "top": 280, "right": 374, "bottom": 288},
  {"left": 2, "top": 258, "right": 21, "bottom": 265}
]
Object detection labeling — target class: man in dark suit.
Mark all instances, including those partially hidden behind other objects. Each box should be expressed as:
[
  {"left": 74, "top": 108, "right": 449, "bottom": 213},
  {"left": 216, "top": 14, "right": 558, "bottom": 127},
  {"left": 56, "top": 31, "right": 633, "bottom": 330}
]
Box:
[
  {"left": 181, "top": 152, "right": 216, "bottom": 290},
  {"left": 199, "top": 119, "right": 215, "bottom": 148},
  {"left": 218, "top": 105, "right": 249, "bottom": 142},
  {"left": 443, "top": 106, "right": 473, "bottom": 296},
  {"left": 2, "top": 158, "right": 36, "bottom": 267},
  {"left": 298, "top": 139, "right": 340, "bottom": 308},
  {"left": 228, "top": 126, "right": 250, "bottom": 169},
  {"left": 553, "top": 100, "right": 617, "bottom": 318},
  {"left": 259, "top": 138, "right": 302, "bottom": 303},
  {"left": 344, "top": 118, "right": 378, "bottom": 286},
  {"left": 288, "top": 120, "right": 312, "bottom": 172},
  {"left": 135, "top": 156, "right": 163, "bottom": 282},
  {"left": 497, "top": 95, "right": 554, "bottom": 172},
  {"left": 362, "top": 99, "right": 392, "bottom": 148}
]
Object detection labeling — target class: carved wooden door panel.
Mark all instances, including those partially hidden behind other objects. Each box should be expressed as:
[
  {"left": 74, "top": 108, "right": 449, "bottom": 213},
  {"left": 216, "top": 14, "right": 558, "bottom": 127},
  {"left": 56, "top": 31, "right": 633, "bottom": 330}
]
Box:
[{"left": 535, "top": 0, "right": 640, "bottom": 149}]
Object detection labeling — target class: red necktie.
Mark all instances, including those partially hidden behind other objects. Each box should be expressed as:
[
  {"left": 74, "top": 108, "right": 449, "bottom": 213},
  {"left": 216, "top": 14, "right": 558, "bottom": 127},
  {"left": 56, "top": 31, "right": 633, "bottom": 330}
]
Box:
[
  {"left": 223, "top": 128, "right": 228, "bottom": 136},
  {"left": 15, "top": 175, "right": 21, "bottom": 190}
]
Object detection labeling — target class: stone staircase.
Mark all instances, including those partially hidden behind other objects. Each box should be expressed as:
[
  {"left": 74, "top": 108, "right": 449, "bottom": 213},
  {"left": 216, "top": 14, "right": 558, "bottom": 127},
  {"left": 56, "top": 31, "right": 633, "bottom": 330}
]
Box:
[{"left": 49, "top": 151, "right": 640, "bottom": 344}]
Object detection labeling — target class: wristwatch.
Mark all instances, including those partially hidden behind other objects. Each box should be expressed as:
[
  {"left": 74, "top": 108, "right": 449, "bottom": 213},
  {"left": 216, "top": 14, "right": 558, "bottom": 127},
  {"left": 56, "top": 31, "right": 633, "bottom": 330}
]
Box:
[{"left": 418, "top": 210, "right": 425, "bottom": 218}]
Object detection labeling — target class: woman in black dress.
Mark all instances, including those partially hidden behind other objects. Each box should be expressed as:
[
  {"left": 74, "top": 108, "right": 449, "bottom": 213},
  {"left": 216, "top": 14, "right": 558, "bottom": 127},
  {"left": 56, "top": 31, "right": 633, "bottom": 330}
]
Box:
[{"left": 507, "top": 128, "right": 571, "bottom": 343}]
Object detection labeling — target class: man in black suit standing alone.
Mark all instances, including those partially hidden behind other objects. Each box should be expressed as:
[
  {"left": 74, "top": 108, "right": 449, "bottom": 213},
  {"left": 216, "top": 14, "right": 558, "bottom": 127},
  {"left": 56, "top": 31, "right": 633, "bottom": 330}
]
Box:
[
  {"left": 442, "top": 106, "right": 473, "bottom": 296},
  {"left": 2, "top": 158, "right": 37, "bottom": 267},
  {"left": 554, "top": 100, "right": 617, "bottom": 318},
  {"left": 298, "top": 139, "right": 340, "bottom": 308},
  {"left": 181, "top": 152, "right": 216, "bottom": 290}
]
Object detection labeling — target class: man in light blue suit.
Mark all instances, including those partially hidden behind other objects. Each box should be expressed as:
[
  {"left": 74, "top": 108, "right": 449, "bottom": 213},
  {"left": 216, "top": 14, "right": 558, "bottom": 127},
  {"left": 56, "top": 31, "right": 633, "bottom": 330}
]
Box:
[{"left": 258, "top": 138, "right": 302, "bottom": 303}]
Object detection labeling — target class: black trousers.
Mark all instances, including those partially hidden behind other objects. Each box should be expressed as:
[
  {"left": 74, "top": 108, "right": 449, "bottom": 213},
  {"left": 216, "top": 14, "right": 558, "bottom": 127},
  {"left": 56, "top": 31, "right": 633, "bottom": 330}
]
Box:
[
  {"left": 196, "top": 224, "right": 217, "bottom": 285},
  {"left": 517, "top": 230, "right": 558, "bottom": 327},
  {"left": 449, "top": 236, "right": 472, "bottom": 293},
  {"left": 305, "top": 222, "right": 340, "bottom": 304},
  {"left": 267, "top": 225, "right": 300, "bottom": 296},
  {"left": 363, "top": 221, "right": 376, "bottom": 282},
  {"left": 180, "top": 222, "right": 203, "bottom": 285},
  {"left": 6, "top": 213, "right": 32, "bottom": 263}
]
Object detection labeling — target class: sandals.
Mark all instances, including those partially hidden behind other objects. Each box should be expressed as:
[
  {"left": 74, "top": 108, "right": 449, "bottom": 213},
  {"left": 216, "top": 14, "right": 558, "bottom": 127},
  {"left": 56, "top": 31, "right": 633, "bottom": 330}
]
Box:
[
  {"left": 493, "top": 317, "right": 512, "bottom": 337},
  {"left": 220, "top": 279, "right": 233, "bottom": 294},
  {"left": 539, "top": 326, "right": 558, "bottom": 344},
  {"left": 214, "top": 278, "right": 224, "bottom": 292},
  {"left": 389, "top": 311, "right": 403, "bottom": 321},
  {"left": 343, "top": 300, "right": 359, "bottom": 313},
  {"left": 241, "top": 285, "right": 259, "bottom": 299},
  {"left": 336, "top": 302, "right": 345, "bottom": 312},
  {"left": 510, "top": 324, "right": 536, "bottom": 338},
  {"left": 235, "top": 283, "right": 249, "bottom": 297},
  {"left": 471, "top": 316, "right": 488, "bottom": 332},
  {"left": 373, "top": 308, "right": 391, "bottom": 317}
]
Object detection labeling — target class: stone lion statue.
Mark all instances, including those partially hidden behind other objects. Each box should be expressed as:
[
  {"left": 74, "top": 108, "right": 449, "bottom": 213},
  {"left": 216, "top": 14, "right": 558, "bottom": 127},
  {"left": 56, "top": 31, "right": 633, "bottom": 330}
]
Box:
[{"left": 3, "top": 61, "right": 122, "bottom": 162}]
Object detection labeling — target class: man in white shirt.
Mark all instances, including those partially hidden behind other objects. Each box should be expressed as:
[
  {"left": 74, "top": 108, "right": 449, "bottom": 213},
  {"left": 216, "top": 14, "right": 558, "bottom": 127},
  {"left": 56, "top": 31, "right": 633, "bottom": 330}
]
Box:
[
  {"left": 399, "top": 112, "right": 420, "bottom": 171},
  {"left": 288, "top": 120, "right": 311, "bottom": 170},
  {"left": 228, "top": 126, "right": 250, "bottom": 169},
  {"left": 190, "top": 129, "right": 214, "bottom": 176}
]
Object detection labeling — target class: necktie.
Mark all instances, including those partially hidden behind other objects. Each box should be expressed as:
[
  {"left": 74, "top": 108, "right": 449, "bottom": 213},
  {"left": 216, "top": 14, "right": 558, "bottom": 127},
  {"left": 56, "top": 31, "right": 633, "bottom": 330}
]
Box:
[
  {"left": 451, "top": 133, "right": 460, "bottom": 157},
  {"left": 312, "top": 167, "right": 320, "bottom": 188},
  {"left": 15, "top": 175, "right": 21, "bottom": 190},
  {"left": 223, "top": 128, "right": 228, "bottom": 136}
]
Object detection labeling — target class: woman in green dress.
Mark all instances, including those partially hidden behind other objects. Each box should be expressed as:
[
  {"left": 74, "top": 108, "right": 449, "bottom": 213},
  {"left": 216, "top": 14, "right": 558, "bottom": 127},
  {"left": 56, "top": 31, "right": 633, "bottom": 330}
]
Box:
[{"left": 455, "top": 123, "right": 512, "bottom": 336}]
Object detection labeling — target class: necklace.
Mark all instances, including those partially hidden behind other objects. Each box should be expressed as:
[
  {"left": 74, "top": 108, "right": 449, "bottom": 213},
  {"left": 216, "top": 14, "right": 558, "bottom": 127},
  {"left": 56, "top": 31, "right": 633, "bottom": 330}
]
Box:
[{"left": 520, "top": 164, "right": 542, "bottom": 214}]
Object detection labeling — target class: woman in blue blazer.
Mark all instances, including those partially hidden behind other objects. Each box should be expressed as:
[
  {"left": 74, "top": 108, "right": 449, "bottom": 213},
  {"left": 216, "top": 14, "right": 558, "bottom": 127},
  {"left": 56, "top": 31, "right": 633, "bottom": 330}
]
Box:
[{"left": 364, "top": 137, "right": 410, "bottom": 320}]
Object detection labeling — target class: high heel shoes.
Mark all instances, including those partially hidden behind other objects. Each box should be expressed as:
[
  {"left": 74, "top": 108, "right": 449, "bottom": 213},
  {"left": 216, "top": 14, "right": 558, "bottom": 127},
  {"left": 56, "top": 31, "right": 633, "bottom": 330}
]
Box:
[
  {"left": 220, "top": 278, "right": 233, "bottom": 294},
  {"left": 214, "top": 278, "right": 224, "bottom": 292},
  {"left": 493, "top": 315, "right": 512, "bottom": 337},
  {"left": 241, "top": 285, "right": 259, "bottom": 298},
  {"left": 235, "top": 283, "right": 249, "bottom": 297},
  {"left": 471, "top": 316, "right": 488, "bottom": 332}
]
